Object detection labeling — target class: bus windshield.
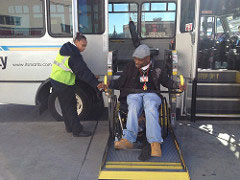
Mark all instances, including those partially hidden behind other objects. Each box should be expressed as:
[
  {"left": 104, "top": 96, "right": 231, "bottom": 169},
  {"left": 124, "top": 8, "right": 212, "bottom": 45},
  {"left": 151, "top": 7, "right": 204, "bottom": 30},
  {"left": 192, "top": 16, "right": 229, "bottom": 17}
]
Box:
[{"left": 226, "top": 15, "right": 240, "bottom": 36}]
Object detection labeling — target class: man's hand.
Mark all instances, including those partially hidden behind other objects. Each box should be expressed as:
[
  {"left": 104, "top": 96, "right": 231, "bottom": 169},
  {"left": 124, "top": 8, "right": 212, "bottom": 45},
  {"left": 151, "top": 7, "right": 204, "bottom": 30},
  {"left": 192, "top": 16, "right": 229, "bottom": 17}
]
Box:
[
  {"left": 179, "top": 84, "right": 186, "bottom": 91},
  {"left": 97, "top": 82, "right": 108, "bottom": 91},
  {"left": 97, "top": 82, "right": 103, "bottom": 89}
]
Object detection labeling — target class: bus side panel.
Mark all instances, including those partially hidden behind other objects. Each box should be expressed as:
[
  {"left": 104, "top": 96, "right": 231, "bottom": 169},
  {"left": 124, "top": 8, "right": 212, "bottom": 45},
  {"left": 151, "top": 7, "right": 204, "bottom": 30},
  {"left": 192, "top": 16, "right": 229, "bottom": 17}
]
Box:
[
  {"left": 176, "top": 33, "right": 196, "bottom": 116},
  {"left": 0, "top": 47, "right": 58, "bottom": 81},
  {"left": 0, "top": 83, "right": 41, "bottom": 105},
  {"left": 0, "top": 37, "right": 67, "bottom": 105},
  {"left": 176, "top": 34, "right": 195, "bottom": 79},
  {"left": 83, "top": 35, "right": 108, "bottom": 76}
]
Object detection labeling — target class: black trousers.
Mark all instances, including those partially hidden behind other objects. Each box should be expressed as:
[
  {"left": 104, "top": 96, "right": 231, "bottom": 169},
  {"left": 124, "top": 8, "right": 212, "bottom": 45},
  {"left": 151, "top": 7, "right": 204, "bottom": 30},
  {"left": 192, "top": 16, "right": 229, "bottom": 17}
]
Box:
[{"left": 51, "top": 79, "right": 82, "bottom": 133}]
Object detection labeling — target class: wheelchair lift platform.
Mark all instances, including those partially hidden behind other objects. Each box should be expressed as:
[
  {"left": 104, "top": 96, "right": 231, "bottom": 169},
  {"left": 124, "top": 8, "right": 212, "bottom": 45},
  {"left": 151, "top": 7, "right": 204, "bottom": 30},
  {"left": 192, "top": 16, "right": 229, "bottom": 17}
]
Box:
[{"left": 98, "top": 128, "right": 190, "bottom": 180}]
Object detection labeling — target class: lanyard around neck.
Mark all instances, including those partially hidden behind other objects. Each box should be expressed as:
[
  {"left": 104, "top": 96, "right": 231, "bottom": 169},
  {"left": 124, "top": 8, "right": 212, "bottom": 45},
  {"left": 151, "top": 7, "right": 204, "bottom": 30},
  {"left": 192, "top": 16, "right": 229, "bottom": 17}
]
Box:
[
  {"left": 139, "top": 67, "right": 150, "bottom": 79},
  {"left": 139, "top": 67, "right": 150, "bottom": 90}
]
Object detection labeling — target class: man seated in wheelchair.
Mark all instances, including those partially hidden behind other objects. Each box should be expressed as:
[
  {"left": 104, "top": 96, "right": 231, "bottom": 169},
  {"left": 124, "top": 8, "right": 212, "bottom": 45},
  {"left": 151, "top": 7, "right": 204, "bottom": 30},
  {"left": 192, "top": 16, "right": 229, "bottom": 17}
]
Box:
[{"left": 108, "top": 44, "right": 184, "bottom": 157}]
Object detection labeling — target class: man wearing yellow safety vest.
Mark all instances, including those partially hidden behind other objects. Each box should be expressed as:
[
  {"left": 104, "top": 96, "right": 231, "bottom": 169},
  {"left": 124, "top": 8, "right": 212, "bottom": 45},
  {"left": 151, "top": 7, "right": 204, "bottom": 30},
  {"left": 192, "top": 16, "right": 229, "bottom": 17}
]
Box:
[{"left": 50, "top": 32, "right": 103, "bottom": 137}]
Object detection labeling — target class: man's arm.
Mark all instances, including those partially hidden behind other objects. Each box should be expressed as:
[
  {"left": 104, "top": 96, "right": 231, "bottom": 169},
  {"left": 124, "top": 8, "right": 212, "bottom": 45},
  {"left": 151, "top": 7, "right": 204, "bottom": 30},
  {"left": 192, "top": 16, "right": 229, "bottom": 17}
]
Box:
[
  {"left": 109, "top": 61, "right": 132, "bottom": 89},
  {"left": 159, "top": 68, "right": 179, "bottom": 89}
]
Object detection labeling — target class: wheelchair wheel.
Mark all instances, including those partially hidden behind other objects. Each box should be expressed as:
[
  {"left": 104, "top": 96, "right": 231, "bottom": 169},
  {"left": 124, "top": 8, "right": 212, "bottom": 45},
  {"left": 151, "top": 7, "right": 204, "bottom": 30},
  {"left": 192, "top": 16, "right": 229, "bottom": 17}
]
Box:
[
  {"left": 114, "top": 107, "right": 124, "bottom": 141},
  {"left": 108, "top": 95, "right": 117, "bottom": 138},
  {"left": 160, "top": 97, "right": 169, "bottom": 139},
  {"left": 163, "top": 97, "right": 170, "bottom": 137}
]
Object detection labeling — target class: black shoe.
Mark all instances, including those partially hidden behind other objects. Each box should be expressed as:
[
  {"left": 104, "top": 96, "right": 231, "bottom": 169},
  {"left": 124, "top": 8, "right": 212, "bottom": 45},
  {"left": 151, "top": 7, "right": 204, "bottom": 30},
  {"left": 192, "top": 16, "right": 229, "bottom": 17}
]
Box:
[
  {"left": 138, "top": 143, "right": 151, "bottom": 161},
  {"left": 73, "top": 130, "right": 92, "bottom": 137},
  {"left": 65, "top": 127, "right": 72, "bottom": 133}
]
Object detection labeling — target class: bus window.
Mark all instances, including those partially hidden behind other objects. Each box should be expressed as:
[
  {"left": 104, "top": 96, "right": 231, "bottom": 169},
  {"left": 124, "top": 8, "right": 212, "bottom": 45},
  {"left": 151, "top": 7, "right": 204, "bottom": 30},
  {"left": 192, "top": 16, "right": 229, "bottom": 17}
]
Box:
[
  {"left": 78, "top": 0, "right": 105, "bottom": 34},
  {"left": 200, "top": 16, "right": 214, "bottom": 39},
  {"left": 216, "top": 17, "right": 224, "bottom": 39},
  {"left": 141, "top": 2, "right": 176, "bottom": 38},
  {"left": 49, "top": 0, "right": 72, "bottom": 37},
  {"left": 109, "top": 3, "right": 138, "bottom": 38},
  {"left": 0, "top": 0, "right": 45, "bottom": 37},
  {"left": 226, "top": 15, "right": 240, "bottom": 36},
  {"left": 108, "top": 4, "right": 112, "bottom": 12},
  {"left": 180, "top": 0, "right": 195, "bottom": 33}
]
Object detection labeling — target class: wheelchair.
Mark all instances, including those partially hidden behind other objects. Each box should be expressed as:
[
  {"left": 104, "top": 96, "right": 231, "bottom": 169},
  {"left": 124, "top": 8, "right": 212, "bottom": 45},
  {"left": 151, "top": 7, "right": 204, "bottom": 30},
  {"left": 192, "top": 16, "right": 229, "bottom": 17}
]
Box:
[
  {"left": 106, "top": 20, "right": 183, "bottom": 146},
  {"left": 108, "top": 91, "right": 171, "bottom": 144}
]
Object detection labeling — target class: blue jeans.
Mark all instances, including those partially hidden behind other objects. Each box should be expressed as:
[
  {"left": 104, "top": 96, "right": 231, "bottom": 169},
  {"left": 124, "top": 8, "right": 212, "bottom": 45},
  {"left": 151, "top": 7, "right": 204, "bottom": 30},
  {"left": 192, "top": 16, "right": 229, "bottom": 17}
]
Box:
[{"left": 123, "top": 93, "right": 163, "bottom": 144}]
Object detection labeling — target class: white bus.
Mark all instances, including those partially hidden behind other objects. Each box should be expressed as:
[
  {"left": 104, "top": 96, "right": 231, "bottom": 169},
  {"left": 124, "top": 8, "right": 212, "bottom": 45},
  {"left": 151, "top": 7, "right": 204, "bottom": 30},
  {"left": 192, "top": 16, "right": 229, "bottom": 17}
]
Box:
[
  {"left": 0, "top": 0, "right": 109, "bottom": 121},
  {"left": 0, "top": 0, "right": 179, "bottom": 121},
  {"left": 1, "top": 0, "right": 239, "bottom": 121}
]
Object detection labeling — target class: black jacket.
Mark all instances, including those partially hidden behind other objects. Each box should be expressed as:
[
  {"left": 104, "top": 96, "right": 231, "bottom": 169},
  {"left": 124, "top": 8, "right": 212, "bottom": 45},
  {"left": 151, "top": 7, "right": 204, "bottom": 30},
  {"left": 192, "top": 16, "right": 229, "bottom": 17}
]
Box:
[
  {"left": 109, "top": 60, "right": 179, "bottom": 100},
  {"left": 58, "top": 42, "right": 99, "bottom": 88}
]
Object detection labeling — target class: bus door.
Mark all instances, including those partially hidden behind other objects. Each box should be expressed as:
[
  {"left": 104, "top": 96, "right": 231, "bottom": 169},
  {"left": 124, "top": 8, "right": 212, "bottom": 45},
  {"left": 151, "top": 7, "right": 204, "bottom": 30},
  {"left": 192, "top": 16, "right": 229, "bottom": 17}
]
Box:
[
  {"left": 108, "top": 0, "right": 177, "bottom": 74},
  {"left": 175, "top": 0, "right": 200, "bottom": 119},
  {"left": 194, "top": 0, "right": 240, "bottom": 118},
  {"left": 72, "top": 0, "right": 108, "bottom": 75}
]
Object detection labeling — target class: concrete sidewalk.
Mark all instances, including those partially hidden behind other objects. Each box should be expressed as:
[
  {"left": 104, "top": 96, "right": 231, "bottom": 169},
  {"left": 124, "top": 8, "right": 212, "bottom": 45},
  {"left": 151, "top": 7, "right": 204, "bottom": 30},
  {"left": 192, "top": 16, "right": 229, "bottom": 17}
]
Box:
[
  {"left": 174, "top": 121, "right": 240, "bottom": 180},
  {"left": 0, "top": 120, "right": 109, "bottom": 180},
  {"left": 0, "top": 104, "right": 109, "bottom": 180},
  {"left": 0, "top": 104, "right": 240, "bottom": 180}
]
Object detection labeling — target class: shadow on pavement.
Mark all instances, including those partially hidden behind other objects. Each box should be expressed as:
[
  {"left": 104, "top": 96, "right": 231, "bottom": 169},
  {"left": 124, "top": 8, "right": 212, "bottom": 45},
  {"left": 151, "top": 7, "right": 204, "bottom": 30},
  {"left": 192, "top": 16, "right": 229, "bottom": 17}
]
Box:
[{"left": 0, "top": 104, "right": 107, "bottom": 122}]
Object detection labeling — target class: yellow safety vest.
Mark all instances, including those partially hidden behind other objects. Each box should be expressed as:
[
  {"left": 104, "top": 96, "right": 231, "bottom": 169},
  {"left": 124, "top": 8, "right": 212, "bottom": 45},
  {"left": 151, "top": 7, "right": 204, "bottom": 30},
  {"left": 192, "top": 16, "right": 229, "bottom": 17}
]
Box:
[{"left": 50, "top": 53, "right": 76, "bottom": 85}]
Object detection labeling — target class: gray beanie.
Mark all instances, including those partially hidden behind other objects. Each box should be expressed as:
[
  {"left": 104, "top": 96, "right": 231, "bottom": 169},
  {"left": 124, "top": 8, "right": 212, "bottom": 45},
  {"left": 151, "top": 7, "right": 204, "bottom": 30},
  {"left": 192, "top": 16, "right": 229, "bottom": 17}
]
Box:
[{"left": 132, "top": 44, "right": 150, "bottom": 59}]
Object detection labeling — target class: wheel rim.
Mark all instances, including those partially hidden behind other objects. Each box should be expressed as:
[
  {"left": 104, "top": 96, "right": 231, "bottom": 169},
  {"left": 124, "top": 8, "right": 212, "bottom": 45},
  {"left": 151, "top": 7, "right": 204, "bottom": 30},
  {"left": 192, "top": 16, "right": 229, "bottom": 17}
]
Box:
[
  {"left": 55, "top": 97, "right": 62, "bottom": 116},
  {"left": 75, "top": 94, "right": 83, "bottom": 115},
  {"left": 55, "top": 95, "right": 83, "bottom": 116}
]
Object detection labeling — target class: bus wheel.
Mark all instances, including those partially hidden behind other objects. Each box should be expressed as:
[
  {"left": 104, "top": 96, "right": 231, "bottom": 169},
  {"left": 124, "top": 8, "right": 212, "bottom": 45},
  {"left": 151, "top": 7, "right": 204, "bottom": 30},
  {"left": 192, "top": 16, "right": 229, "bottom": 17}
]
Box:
[{"left": 48, "top": 88, "right": 91, "bottom": 121}]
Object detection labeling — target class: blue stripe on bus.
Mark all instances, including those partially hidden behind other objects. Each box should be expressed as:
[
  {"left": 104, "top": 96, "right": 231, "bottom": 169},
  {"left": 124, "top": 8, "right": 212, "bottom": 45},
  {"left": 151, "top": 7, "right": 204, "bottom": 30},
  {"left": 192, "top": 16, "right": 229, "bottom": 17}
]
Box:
[{"left": 0, "top": 45, "right": 61, "bottom": 51}]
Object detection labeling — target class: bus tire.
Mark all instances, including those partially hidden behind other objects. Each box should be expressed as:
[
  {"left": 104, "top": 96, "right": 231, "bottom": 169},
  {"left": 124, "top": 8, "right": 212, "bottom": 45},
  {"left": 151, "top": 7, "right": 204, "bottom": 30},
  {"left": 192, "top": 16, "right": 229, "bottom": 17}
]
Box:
[{"left": 48, "top": 88, "right": 92, "bottom": 121}]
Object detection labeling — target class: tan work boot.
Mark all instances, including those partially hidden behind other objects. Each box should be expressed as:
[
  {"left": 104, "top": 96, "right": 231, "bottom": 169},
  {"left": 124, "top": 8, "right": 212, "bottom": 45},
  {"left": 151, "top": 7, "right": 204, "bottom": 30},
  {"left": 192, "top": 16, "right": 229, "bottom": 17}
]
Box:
[
  {"left": 114, "top": 138, "right": 133, "bottom": 149},
  {"left": 151, "top": 142, "right": 162, "bottom": 157}
]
